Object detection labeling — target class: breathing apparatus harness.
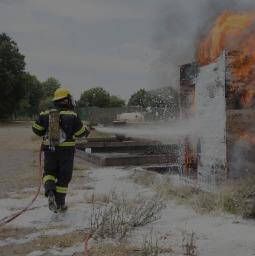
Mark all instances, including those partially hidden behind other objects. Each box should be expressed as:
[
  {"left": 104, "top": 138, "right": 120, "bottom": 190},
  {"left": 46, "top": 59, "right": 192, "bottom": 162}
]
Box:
[{"left": 47, "top": 109, "right": 62, "bottom": 150}]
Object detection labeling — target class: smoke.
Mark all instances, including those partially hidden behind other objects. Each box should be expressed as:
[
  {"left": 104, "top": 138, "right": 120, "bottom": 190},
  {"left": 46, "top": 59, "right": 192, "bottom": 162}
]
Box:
[
  {"left": 0, "top": 0, "right": 23, "bottom": 3},
  {"left": 97, "top": 118, "right": 200, "bottom": 143},
  {"left": 151, "top": 0, "right": 255, "bottom": 89},
  {"left": 0, "top": 0, "right": 26, "bottom": 5}
]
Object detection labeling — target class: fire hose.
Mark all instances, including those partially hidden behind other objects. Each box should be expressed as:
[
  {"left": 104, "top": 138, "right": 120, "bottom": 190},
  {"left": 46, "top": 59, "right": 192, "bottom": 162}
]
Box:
[
  {"left": 84, "top": 233, "right": 93, "bottom": 256},
  {"left": 0, "top": 144, "right": 43, "bottom": 227}
]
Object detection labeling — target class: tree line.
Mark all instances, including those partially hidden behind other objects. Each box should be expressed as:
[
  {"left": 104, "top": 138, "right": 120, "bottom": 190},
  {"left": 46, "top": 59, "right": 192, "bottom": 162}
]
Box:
[
  {"left": 0, "top": 33, "right": 178, "bottom": 119},
  {"left": 0, "top": 33, "right": 62, "bottom": 119}
]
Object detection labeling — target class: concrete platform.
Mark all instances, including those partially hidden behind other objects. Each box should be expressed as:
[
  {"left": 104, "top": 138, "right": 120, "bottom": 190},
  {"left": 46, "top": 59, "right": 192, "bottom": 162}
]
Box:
[
  {"left": 75, "top": 150, "right": 178, "bottom": 167},
  {"left": 76, "top": 137, "right": 179, "bottom": 167},
  {"left": 76, "top": 138, "right": 161, "bottom": 153}
]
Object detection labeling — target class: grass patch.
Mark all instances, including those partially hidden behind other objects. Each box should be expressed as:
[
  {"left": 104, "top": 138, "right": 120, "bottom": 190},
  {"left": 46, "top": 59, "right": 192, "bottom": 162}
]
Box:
[
  {"left": 0, "top": 230, "right": 85, "bottom": 255},
  {"left": 141, "top": 234, "right": 173, "bottom": 256},
  {"left": 88, "top": 236, "right": 173, "bottom": 256},
  {"left": 130, "top": 169, "right": 255, "bottom": 217},
  {"left": 73, "top": 164, "right": 89, "bottom": 171},
  {"left": 130, "top": 170, "right": 199, "bottom": 204},
  {"left": 192, "top": 177, "right": 255, "bottom": 216},
  {"left": 87, "top": 232, "right": 174, "bottom": 256},
  {"left": 90, "top": 243, "right": 141, "bottom": 256},
  {"left": 182, "top": 231, "right": 199, "bottom": 256},
  {"left": 155, "top": 178, "right": 199, "bottom": 203},
  {"left": 0, "top": 227, "right": 37, "bottom": 240}
]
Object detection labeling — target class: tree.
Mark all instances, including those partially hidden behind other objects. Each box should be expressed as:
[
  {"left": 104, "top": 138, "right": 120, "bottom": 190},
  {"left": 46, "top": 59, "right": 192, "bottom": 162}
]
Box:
[
  {"left": 127, "top": 89, "right": 153, "bottom": 108},
  {"left": 0, "top": 33, "right": 25, "bottom": 118},
  {"left": 37, "top": 77, "right": 61, "bottom": 111},
  {"left": 149, "top": 87, "right": 178, "bottom": 108},
  {"left": 41, "top": 77, "right": 61, "bottom": 98},
  {"left": 38, "top": 97, "right": 55, "bottom": 111},
  {"left": 78, "top": 87, "right": 110, "bottom": 108},
  {"left": 128, "top": 87, "right": 178, "bottom": 109},
  {"left": 109, "top": 95, "right": 125, "bottom": 107},
  {"left": 17, "top": 73, "right": 43, "bottom": 117}
]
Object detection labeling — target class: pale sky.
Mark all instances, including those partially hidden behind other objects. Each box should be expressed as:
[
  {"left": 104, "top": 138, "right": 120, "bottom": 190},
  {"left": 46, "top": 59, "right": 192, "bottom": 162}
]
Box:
[
  {"left": 1, "top": 0, "right": 253, "bottom": 99},
  {"left": 0, "top": 0, "right": 164, "bottom": 99}
]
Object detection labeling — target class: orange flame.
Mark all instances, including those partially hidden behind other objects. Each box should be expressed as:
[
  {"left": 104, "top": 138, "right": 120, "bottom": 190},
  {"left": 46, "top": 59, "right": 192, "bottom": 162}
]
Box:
[
  {"left": 197, "top": 11, "right": 255, "bottom": 108},
  {"left": 197, "top": 11, "right": 255, "bottom": 65}
]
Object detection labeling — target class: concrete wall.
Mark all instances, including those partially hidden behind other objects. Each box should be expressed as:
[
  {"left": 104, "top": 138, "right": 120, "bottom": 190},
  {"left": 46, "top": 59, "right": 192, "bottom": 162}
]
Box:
[
  {"left": 227, "top": 110, "right": 255, "bottom": 178},
  {"left": 195, "top": 54, "right": 227, "bottom": 185}
]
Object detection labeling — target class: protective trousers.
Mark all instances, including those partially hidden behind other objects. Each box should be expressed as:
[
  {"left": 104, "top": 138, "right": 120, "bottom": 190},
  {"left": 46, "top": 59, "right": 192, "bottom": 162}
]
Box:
[{"left": 43, "top": 147, "right": 75, "bottom": 207}]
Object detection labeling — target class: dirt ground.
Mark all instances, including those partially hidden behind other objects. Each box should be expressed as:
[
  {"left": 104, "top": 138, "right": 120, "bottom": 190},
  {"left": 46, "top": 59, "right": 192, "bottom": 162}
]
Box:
[
  {"left": 0, "top": 122, "right": 39, "bottom": 198},
  {"left": 0, "top": 122, "right": 96, "bottom": 198},
  {"left": 0, "top": 123, "right": 255, "bottom": 256}
]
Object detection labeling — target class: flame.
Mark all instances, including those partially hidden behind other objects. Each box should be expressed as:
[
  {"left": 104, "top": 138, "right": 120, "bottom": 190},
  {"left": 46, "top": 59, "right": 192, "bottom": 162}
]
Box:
[
  {"left": 197, "top": 11, "right": 255, "bottom": 108},
  {"left": 197, "top": 11, "right": 255, "bottom": 65}
]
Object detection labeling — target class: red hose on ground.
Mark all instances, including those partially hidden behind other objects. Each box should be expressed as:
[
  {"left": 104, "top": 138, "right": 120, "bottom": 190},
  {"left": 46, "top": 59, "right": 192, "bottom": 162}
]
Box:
[
  {"left": 0, "top": 144, "right": 43, "bottom": 227},
  {"left": 0, "top": 144, "right": 93, "bottom": 256},
  {"left": 84, "top": 233, "right": 93, "bottom": 256}
]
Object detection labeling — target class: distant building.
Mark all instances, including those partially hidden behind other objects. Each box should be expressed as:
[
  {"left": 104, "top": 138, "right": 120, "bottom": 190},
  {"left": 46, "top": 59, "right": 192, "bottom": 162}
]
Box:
[{"left": 113, "top": 112, "right": 145, "bottom": 125}]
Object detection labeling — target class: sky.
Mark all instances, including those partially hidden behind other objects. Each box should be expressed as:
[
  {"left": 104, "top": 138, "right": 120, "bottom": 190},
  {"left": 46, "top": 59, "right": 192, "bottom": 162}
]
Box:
[
  {"left": 0, "top": 0, "right": 163, "bottom": 99},
  {"left": 0, "top": 0, "right": 254, "bottom": 99}
]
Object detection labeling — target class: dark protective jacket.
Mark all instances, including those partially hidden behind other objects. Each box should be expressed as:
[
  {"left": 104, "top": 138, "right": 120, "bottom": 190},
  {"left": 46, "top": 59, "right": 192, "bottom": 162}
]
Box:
[{"left": 32, "top": 109, "right": 89, "bottom": 148}]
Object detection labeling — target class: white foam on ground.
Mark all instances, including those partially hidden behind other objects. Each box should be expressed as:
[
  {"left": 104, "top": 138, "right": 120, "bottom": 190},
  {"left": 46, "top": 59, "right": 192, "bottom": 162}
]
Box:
[{"left": 1, "top": 167, "right": 255, "bottom": 256}]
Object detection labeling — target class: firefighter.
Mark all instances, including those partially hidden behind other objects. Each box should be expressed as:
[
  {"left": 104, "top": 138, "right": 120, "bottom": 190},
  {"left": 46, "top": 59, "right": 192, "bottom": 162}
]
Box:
[{"left": 32, "top": 87, "right": 90, "bottom": 213}]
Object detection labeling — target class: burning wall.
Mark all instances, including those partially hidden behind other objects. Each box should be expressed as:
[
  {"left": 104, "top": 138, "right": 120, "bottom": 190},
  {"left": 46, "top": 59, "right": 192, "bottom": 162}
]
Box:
[
  {"left": 180, "top": 52, "right": 255, "bottom": 185},
  {"left": 198, "top": 11, "right": 255, "bottom": 180},
  {"left": 180, "top": 11, "right": 255, "bottom": 184},
  {"left": 195, "top": 54, "right": 227, "bottom": 185}
]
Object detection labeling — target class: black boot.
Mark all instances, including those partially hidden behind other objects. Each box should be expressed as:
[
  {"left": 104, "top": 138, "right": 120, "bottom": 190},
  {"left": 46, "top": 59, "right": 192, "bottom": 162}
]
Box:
[
  {"left": 57, "top": 204, "right": 68, "bottom": 213},
  {"left": 55, "top": 193, "right": 68, "bottom": 213},
  {"left": 48, "top": 191, "right": 58, "bottom": 213}
]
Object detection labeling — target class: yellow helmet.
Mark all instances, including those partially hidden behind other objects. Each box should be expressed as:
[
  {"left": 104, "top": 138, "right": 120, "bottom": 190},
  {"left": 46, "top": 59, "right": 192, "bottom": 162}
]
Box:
[{"left": 53, "top": 87, "right": 71, "bottom": 101}]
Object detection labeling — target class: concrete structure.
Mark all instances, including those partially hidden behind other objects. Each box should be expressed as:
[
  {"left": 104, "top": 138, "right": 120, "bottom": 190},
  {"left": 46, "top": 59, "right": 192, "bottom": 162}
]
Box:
[
  {"left": 76, "top": 137, "right": 179, "bottom": 168},
  {"left": 180, "top": 52, "right": 255, "bottom": 186},
  {"left": 196, "top": 54, "right": 227, "bottom": 185}
]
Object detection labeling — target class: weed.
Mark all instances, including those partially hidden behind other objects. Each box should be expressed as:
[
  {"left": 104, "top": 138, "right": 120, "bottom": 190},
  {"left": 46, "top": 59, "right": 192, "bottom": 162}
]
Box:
[
  {"left": 191, "top": 192, "right": 219, "bottom": 214},
  {"left": 89, "top": 194, "right": 165, "bottom": 240},
  {"left": 141, "top": 236, "right": 160, "bottom": 256},
  {"left": 182, "top": 232, "right": 199, "bottom": 256}
]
